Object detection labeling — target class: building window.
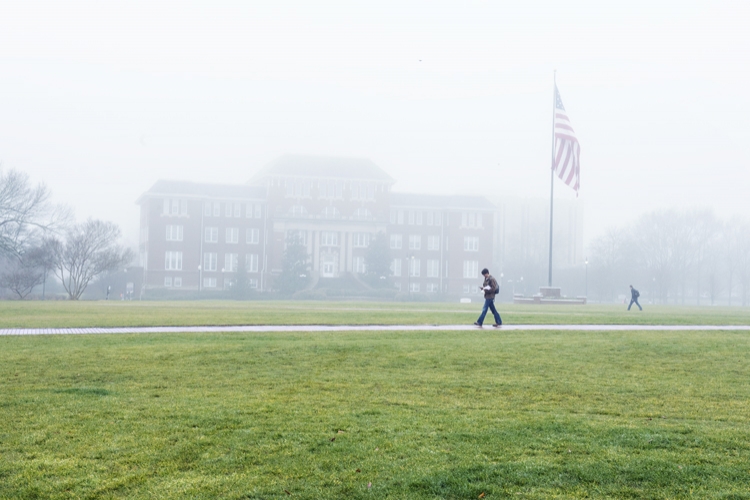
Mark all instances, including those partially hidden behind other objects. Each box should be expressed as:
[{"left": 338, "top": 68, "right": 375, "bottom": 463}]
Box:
[
  {"left": 427, "top": 259, "right": 440, "bottom": 278},
  {"left": 233, "top": 203, "right": 241, "bottom": 218},
  {"left": 225, "top": 253, "right": 238, "bottom": 272},
  {"left": 174, "top": 277, "right": 182, "bottom": 287},
  {"left": 287, "top": 230, "right": 307, "bottom": 246},
  {"left": 390, "top": 234, "right": 402, "bottom": 249},
  {"left": 391, "top": 258, "right": 402, "bottom": 277},
  {"left": 249, "top": 279, "right": 258, "bottom": 289},
  {"left": 225, "top": 203, "right": 233, "bottom": 217},
  {"left": 255, "top": 204, "right": 262, "bottom": 218},
  {"left": 408, "top": 211, "right": 415, "bottom": 225},
  {"left": 463, "top": 260, "right": 479, "bottom": 278},
  {"left": 416, "top": 212, "right": 423, "bottom": 225},
  {"left": 322, "top": 206, "right": 339, "bottom": 219},
  {"left": 464, "top": 236, "right": 479, "bottom": 252},
  {"left": 205, "top": 227, "right": 218, "bottom": 243},
  {"left": 289, "top": 205, "right": 308, "bottom": 217},
  {"left": 204, "top": 252, "right": 217, "bottom": 272},
  {"left": 397, "top": 210, "right": 404, "bottom": 224},
  {"left": 318, "top": 181, "right": 342, "bottom": 199},
  {"left": 353, "top": 256, "right": 366, "bottom": 274},
  {"left": 409, "top": 258, "right": 421, "bottom": 277},
  {"left": 165, "top": 251, "right": 182, "bottom": 271},
  {"left": 350, "top": 182, "right": 375, "bottom": 200},
  {"left": 426, "top": 212, "right": 434, "bottom": 225},
  {"left": 288, "top": 180, "right": 312, "bottom": 197},
  {"left": 461, "top": 212, "right": 483, "bottom": 228},
  {"left": 246, "top": 253, "right": 259, "bottom": 272},
  {"left": 426, "top": 283, "right": 439, "bottom": 293},
  {"left": 163, "top": 199, "right": 187, "bottom": 216},
  {"left": 321, "top": 231, "right": 338, "bottom": 246},
  {"left": 246, "top": 228, "right": 260, "bottom": 244},
  {"left": 353, "top": 208, "right": 372, "bottom": 220},
  {"left": 353, "top": 232, "right": 370, "bottom": 248},
  {"left": 166, "top": 225, "right": 183, "bottom": 241},
  {"left": 435, "top": 212, "right": 442, "bottom": 226},
  {"left": 246, "top": 204, "right": 253, "bottom": 218},
  {"left": 204, "top": 202, "right": 212, "bottom": 216},
  {"left": 204, "top": 277, "right": 217, "bottom": 288},
  {"left": 408, "top": 235, "right": 421, "bottom": 250},
  {"left": 164, "top": 277, "right": 172, "bottom": 287},
  {"left": 463, "top": 284, "right": 474, "bottom": 294},
  {"left": 213, "top": 202, "right": 221, "bottom": 217},
  {"left": 409, "top": 282, "right": 420, "bottom": 292},
  {"left": 226, "top": 227, "right": 239, "bottom": 244},
  {"left": 427, "top": 235, "right": 440, "bottom": 251}
]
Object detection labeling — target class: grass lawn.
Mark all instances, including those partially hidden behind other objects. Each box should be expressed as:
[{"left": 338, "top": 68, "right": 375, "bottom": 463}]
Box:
[
  {"left": 2, "top": 300, "right": 750, "bottom": 328},
  {"left": 2, "top": 325, "right": 750, "bottom": 498}
]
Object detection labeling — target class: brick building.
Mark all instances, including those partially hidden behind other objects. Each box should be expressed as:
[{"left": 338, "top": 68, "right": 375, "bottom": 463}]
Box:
[{"left": 137, "top": 155, "right": 496, "bottom": 296}]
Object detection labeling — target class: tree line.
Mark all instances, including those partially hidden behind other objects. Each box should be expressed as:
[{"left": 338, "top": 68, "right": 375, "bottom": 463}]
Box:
[
  {"left": 587, "top": 209, "right": 750, "bottom": 305},
  {"left": 0, "top": 169, "right": 132, "bottom": 299}
]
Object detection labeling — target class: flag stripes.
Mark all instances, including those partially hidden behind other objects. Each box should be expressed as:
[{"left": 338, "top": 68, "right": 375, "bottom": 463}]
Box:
[{"left": 553, "top": 85, "right": 581, "bottom": 195}]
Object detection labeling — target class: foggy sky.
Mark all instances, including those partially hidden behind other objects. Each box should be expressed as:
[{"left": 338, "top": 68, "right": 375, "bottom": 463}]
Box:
[{"left": 1, "top": 0, "right": 748, "bottom": 252}]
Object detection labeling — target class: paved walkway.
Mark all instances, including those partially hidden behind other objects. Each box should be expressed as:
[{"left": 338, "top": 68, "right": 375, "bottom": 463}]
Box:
[{"left": 2, "top": 324, "right": 750, "bottom": 336}]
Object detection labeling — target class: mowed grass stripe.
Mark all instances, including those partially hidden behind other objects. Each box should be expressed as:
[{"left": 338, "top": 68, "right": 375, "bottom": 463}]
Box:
[
  {"left": 1, "top": 328, "right": 749, "bottom": 499},
  {"left": 3, "top": 301, "right": 750, "bottom": 328}
]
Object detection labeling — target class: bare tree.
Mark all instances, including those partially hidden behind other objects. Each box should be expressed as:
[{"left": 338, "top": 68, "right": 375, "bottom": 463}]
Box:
[
  {"left": 0, "top": 169, "right": 70, "bottom": 258},
  {"left": 51, "top": 219, "right": 134, "bottom": 300}
]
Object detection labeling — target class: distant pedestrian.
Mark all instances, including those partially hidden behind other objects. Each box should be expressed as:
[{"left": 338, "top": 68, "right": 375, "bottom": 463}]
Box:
[
  {"left": 474, "top": 268, "right": 502, "bottom": 328},
  {"left": 628, "top": 285, "right": 642, "bottom": 311}
]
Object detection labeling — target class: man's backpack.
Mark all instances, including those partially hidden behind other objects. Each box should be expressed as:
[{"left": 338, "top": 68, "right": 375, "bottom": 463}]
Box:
[{"left": 634, "top": 289, "right": 640, "bottom": 298}]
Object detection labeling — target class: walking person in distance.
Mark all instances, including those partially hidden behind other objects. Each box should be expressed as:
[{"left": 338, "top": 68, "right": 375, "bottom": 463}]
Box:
[
  {"left": 474, "top": 268, "right": 502, "bottom": 328},
  {"left": 628, "top": 285, "right": 642, "bottom": 311}
]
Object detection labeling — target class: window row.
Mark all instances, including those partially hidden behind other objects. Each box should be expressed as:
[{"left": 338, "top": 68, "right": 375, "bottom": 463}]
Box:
[
  {"left": 389, "top": 235, "right": 480, "bottom": 252},
  {"left": 202, "top": 253, "right": 260, "bottom": 272},
  {"left": 203, "top": 202, "right": 263, "bottom": 219},
  {"left": 202, "top": 277, "right": 258, "bottom": 289},
  {"left": 461, "top": 212, "right": 484, "bottom": 228},
  {"left": 390, "top": 258, "right": 441, "bottom": 278},
  {"left": 285, "top": 180, "right": 378, "bottom": 200},
  {"left": 163, "top": 199, "right": 188, "bottom": 216},
  {"left": 390, "top": 210, "right": 442, "bottom": 226},
  {"left": 287, "top": 205, "right": 372, "bottom": 220},
  {"left": 395, "top": 282, "right": 441, "bottom": 293},
  {"left": 287, "top": 231, "right": 371, "bottom": 248},
  {"left": 204, "top": 227, "right": 260, "bottom": 244}
]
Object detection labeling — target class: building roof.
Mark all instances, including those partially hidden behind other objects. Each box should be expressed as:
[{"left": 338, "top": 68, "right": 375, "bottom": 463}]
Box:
[
  {"left": 138, "top": 180, "right": 266, "bottom": 202},
  {"left": 251, "top": 155, "right": 395, "bottom": 183},
  {"left": 389, "top": 192, "right": 497, "bottom": 211}
]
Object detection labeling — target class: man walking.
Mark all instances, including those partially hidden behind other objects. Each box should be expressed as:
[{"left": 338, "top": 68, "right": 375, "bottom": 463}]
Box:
[
  {"left": 628, "top": 285, "right": 642, "bottom": 311},
  {"left": 474, "top": 268, "right": 502, "bottom": 328}
]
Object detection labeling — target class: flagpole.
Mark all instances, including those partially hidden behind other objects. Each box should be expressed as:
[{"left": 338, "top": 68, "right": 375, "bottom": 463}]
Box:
[{"left": 547, "top": 71, "right": 556, "bottom": 287}]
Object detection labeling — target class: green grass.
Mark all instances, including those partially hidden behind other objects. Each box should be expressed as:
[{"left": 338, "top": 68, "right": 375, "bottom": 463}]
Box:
[
  {"left": 2, "top": 300, "right": 750, "bottom": 328},
  {"left": 2, "top": 327, "right": 750, "bottom": 498}
]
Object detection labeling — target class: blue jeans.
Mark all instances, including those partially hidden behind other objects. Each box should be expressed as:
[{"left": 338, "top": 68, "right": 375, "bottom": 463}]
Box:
[
  {"left": 477, "top": 298, "right": 502, "bottom": 325},
  {"left": 628, "top": 298, "right": 642, "bottom": 311}
]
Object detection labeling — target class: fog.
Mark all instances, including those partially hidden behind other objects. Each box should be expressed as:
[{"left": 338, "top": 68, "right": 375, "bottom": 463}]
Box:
[{"left": 1, "top": 1, "right": 748, "bottom": 255}]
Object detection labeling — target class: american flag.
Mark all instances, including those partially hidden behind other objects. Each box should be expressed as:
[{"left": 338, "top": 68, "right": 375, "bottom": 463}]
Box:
[{"left": 553, "top": 85, "right": 581, "bottom": 195}]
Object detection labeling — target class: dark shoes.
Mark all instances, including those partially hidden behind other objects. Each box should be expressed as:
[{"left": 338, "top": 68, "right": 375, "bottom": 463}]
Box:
[
  {"left": 492, "top": 324, "right": 502, "bottom": 328},
  {"left": 474, "top": 322, "right": 482, "bottom": 327}
]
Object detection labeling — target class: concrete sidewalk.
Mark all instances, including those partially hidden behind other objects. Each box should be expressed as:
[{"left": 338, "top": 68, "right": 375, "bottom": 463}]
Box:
[{"left": 2, "top": 324, "right": 750, "bottom": 336}]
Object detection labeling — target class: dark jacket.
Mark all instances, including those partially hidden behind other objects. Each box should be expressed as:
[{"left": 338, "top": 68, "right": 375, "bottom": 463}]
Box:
[
  {"left": 483, "top": 275, "right": 499, "bottom": 300},
  {"left": 631, "top": 288, "right": 640, "bottom": 299}
]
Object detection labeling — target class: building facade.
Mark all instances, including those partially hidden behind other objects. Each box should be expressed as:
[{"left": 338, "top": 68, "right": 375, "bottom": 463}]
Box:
[{"left": 137, "top": 156, "right": 496, "bottom": 296}]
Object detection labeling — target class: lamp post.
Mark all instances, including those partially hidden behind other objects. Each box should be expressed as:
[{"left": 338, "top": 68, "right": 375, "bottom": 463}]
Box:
[
  {"left": 585, "top": 258, "right": 588, "bottom": 299},
  {"left": 198, "top": 265, "right": 202, "bottom": 292}
]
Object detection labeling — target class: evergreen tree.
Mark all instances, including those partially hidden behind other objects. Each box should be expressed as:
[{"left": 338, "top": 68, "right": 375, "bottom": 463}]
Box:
[
  {"left": 278, "top": 233, "right": 310, "bottom": 295},
  {"left": 364, "top": 232, "right": 392, "bottom": 288}
]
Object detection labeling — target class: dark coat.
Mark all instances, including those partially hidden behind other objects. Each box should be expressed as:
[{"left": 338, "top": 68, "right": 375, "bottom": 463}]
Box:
[{"left": 483, "top": 275, "right": 499, "bottom": 300}]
